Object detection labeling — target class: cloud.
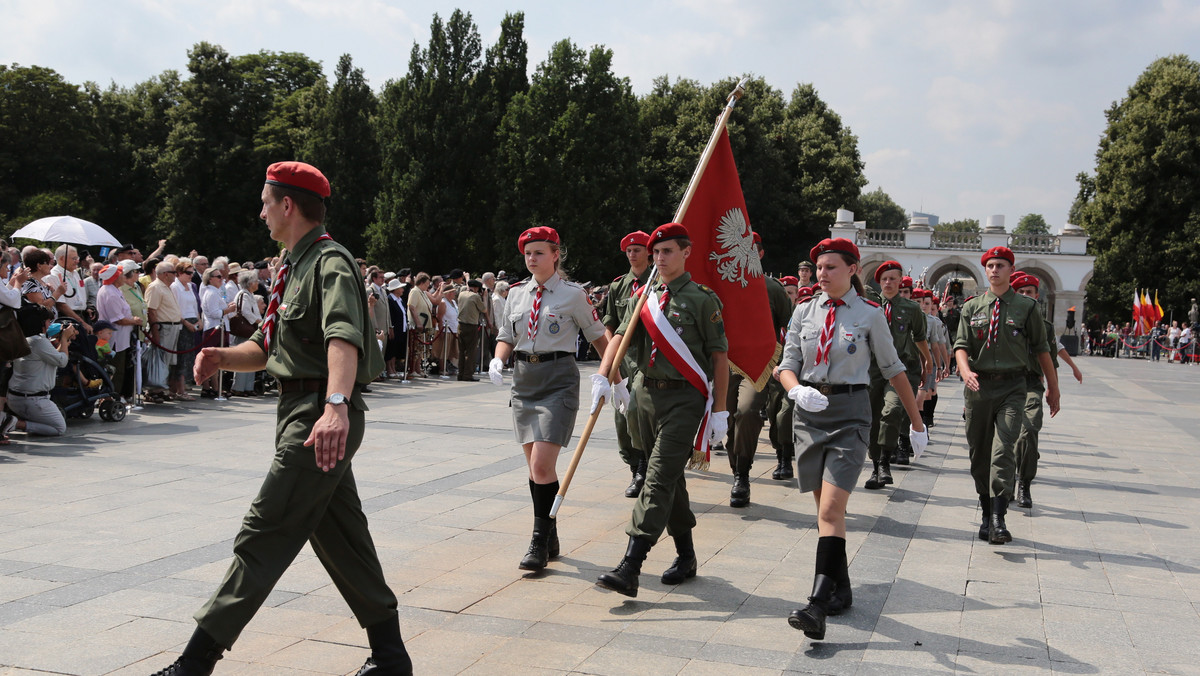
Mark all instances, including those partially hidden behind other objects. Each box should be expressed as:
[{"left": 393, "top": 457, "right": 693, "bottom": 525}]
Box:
[{"left": 925, "top": 75, "right": 1078, "bottom": 146}]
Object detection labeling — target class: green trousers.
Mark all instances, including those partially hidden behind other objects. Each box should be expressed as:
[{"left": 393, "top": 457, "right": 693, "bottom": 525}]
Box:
[
  {"left": 195, "top": 391, "right": 398, "bottom": 648},
  {"left": 725, "top": 372, "right": 768, "bottom": 471},
  {"left": 878, "top": 374, "right": 920, "bottom": 449},
  {"left": 963, "top": 377, "right": 1026, "bottom": 500},
  {"left": 767, "top": 379, "right": 792, "bottom": 454},
  {"left": 627, "top": 382, "right": 704, "bottom": 544},
  {"left": 867, "top": 376, "right": 887, "bottom": 463},
  {"left": 616, "top": 370, "right": 645, "bottom": 470},
  {"left": 1014, "top": 376, "right": 1044, "bottom": 483}
]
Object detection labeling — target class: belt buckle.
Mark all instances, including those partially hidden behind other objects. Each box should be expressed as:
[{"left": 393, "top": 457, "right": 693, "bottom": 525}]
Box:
[
  {"left": 818, "top": 384, "right": 833, "bottom": 396},
  {"left": 527, "top": 353, "right": 541, "bottom": 364}
]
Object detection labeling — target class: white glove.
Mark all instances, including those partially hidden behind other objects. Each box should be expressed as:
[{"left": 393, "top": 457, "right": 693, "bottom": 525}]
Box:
[
  {"left": 708, "top": 411, "right": 729, "bottom": 446},
  {"left": 589, "top": 373, "right": 611, "bottom": 413},
  {"left": 613, "top": 377, "right": 630, "bottom": 414},
  {"left": 788, "top": 384, "right": 829, "bottom": 412},
  {"left": 909, "top": 426, "right": 929, "bottom": 460},
  {"left": 488, "top": 358, "right": 504, "bottom": 386}
]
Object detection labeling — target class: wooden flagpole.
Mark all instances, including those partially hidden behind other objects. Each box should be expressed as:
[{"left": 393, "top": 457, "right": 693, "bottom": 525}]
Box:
[{"left": 550, "top": 77, "right": 751, "bottom": 518}]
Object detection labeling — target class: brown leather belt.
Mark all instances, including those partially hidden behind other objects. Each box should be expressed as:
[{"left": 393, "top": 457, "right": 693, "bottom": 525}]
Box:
[
  {"left": 801, "top": 381, "right": 867, "bottom": 396},
  {"left": 278, "top": 378, "right": 327, "bottom": 394},
  {"left": 643, "top": 378, "right": 690, "bottom": 390},
  {"left": 515, "top": 351, "right": 573, "bottom": 364}
]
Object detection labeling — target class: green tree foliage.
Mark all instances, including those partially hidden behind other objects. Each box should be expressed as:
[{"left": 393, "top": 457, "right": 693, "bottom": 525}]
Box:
[
  {"left": 854, "top": 187, "right": 907, "bottom": 230},
  {"left": 1078, "top": 54, "right": 1200, "bottom": 318},
  {"left": 1013, "top": 213, "right": 1050, "bottom": 235},
  {"left": 935, "top": 218, "right": 981, "bottom": 233},
  {"left": 1067, "top": 172, "right": 1095, "bottom": 225}
]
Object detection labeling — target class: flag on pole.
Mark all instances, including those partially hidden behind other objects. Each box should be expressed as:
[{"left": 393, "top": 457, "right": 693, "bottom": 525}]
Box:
[
  {"left": 1154, "top": 290, "right": 1165, "bottom": 327},
  {"left": 1141, "top": 289, "right": 1154, "bottom": 334},
  {"left": 1132, "top": 289, "right": 1142, "bottom": 334},
  {"left": 679, "top": 127, "right": 777, "bottom": 389}
]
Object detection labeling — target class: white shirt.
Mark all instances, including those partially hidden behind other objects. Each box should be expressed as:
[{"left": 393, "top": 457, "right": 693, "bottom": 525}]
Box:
[
  {"left": 46, "top": 265, "right": 88, "bottom": 312},
  {"left": 201, "top": 284, "right": 228, "bottom": 331},
  {"left": 172, "top": 279, "right": 200, "bottom": 319},
  {"left": 442, "top": 299, "right": 459, "bottom": 333}
]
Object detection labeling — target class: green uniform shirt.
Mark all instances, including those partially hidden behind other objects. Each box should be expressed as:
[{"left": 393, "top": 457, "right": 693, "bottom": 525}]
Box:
[
  {"left": 457, "top": 289, "right": 486, "bottom": 325},
  {"left": 251, "top": 226, "right": 384, "bottom": 397},
  {"left": 617, "top": 272, "right": 727, "bottom": 381},
  {"left": 602, "top": 267, "right": 652, "bottom": 331},
  {"left": 869, "top": 293, "right": 926, "bottom": 378},
  {"left": 954, "top": 287, "right": 1048, "bottom": 374},
  {"left": 765, "top": 276, "right": 792, "bottom": 333},
  {"left": 1025, "top": 313, "right": 1059, "bottom": 377}
]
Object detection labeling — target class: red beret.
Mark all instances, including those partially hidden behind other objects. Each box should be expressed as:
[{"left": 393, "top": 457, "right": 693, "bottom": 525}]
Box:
[
  {"left": 649, "top": 222, "right": 689, "bottom": 245},
  {"left": 899, "top": 276, "right": 913, "bottom": 289},
  {"left": 518, "top": 226, "right": 560, "bottom": 254},
  {"left": 874, "top": 260, "right": 903, "bottom": 283},
  {"left": 981, "top": 246, "right": 1015, "bottom": 266},
  {"left": 810, "top": 283, "right": 822, "bottom": 293},
  {"left": 265, "top": 161, "right": 330, "bottom": 199},
  {"left": 619, "top": 231, "right": 650, "bottom": 251},
  {"left": 780, "top": 276, "right": 799, "bottom": 287},
  {"left": 933, "top": 295, "right": 941, "bottom": 304},
  {"left": 1012, "top": 272, "right": 1039, "bottom": 290},
  {"left": 752, "top": 232, "right": 762, "bottom": 245},
  {"left": 810, "top": 237, "right": 859, "bottom": 263},
  {"left": 798, "top": 286, "right": 814, "bottom": 298}
]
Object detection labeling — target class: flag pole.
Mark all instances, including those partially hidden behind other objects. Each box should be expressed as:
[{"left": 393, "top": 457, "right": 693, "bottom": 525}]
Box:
[{"left": 550, "top": 76, "right": 751, "bottom": 519}]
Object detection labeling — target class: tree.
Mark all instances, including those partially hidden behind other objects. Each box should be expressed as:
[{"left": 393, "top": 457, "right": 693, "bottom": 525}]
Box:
[
  {"left": 1013, "top": 213, "right": 1050, "bottom": 235},
  {"left": 935, "top": 218, "right": 981, "bottom": 233},
  {"left": 854, "top": 187, "right": 907, "bottom": 230},
  {"left": 1077, "top": 54, "right": 1200, "bottom": 318},
  {"left": 1067, "top": 171, "right": 1094, "bottom": 225}
]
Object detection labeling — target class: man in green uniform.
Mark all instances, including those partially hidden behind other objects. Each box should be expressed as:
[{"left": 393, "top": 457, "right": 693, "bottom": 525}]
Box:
[
  {"left": 153, "top": 162, "right": 411, "bottom": 676},
  {"left": 955, "top": 247, "right": 1060, "bottom": 545},
  {"left": 864, "top": 264, "right": 930, "bottom": 490},
  {"left": 595, "top": 222, "right": 728, "bottom": 598},
  {"left": 601, "top": 231, "right": 652, "bottom": 497},
  {"left": 768, "top": 276, "right": 801, "bottom": 480},
  {"left": 456, "top": 278, "right": 486, "bottom": 381},
  {"left": 725, "top": 232, "right": 793, "bottom": 507}
]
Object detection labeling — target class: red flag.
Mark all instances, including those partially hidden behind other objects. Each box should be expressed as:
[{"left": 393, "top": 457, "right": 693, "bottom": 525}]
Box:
[
  {"left": 680, "top": 127, "right": 777, "bottom": 388},
  {"left": 1132, "top": 290, "right": 1142, "bottom": 334}
]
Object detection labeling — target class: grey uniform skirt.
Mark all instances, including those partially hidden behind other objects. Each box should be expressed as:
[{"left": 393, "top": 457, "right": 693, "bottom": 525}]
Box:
[
  {"left": 511, "top": 356, "right": 580, "bottom": 447},
  {"left": 794, "top": 388, "right": 872, "bottom": 493}
]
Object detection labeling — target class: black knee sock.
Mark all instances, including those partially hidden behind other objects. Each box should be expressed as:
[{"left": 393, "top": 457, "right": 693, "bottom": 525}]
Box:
[
  {"left": 832, "top": 537, "right": 849, "bottom": 585},
  {"left": 531, "top": 480, "right": 559, "bottom": 519},
  {"left": 930, "top": 393, "right": 938, "bottom": 416},
  {"left": 815, "top": 536, "right": 840, "bottom": 578}
]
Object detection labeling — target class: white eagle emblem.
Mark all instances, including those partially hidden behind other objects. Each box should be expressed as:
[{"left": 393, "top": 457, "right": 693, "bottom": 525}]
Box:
[{"left": 709, "top": 208, "right": 763, "bottom": 287}]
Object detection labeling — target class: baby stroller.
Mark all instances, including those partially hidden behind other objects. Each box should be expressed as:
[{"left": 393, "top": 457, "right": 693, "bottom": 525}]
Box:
[{"left": 49, "top": 319, "right": 125, "bottom": 422}]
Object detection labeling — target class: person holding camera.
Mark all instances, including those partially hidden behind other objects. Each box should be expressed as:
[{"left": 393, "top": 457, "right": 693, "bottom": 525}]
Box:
[{"left": 1, "top": 308, "right": 74, "bottom": 438}]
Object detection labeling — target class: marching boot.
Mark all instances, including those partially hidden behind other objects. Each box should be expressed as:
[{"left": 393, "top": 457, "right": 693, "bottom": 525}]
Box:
[
  {"left": 828, "top": 580, "right": 853, "bottom": 616},
  {"left": 519, "top": 517, "right": 553, "bottom": 571},
  {"left": 150, "top": 627, "right": 224, "bottom": 676},
  {"left": 1017, "top": 480, "right": 1032, "bottom": 509},
  {"left": 978, "top": 495, "right": 991, "bottom": 541},
  {"left": 625, "top": 458, "right": 647, "bottom": 498},
  {"left": 896, "top": 434, "right": 911, "bottom": 465},
  {"left": 729, "top": 459, "right": 751, "bottom": 508},
  {"left": 596, "top": 536, "right": 651, "bottom": 597},
  {"left": 772, "top": 449, "right": 786, "bottom": 480},
  {"left": 864, "top": 461, "right": 884, "bottom": 490},
  {"left": 548, "top": 518, "right": 560, "bottom": 559},
  {"left": 878, "top": 457, "right": 894, "bottom": 486},
  {"left": 788, "top": 574, "right": 837, "bottom": 640},
  {"left": 356, "top": 614, "right": 413, "bottom": 676},
  {"left": 660, "top": 530, "right": 698, "bottom": 585},
  {"left": 778, "top": 447, "right": 794, "bottom": 480},
  {"left": 989, "top": 496, "right": 1012, "bottom": 544}
]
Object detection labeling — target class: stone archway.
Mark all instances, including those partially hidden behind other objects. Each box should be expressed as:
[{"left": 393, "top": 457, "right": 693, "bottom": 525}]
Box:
[{"left": 926, "top": 256, "right": 983, "bottom": 298}]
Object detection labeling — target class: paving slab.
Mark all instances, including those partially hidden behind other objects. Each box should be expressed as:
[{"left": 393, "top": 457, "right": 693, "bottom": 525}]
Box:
[{"left": 0, "top": 355, "right": 1196, "bottom": 674}]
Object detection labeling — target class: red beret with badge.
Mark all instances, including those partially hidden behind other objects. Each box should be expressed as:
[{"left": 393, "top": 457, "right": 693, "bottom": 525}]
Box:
[
  {"left": 899, "top": 276, "right": 913, "bottom": 289},
  {"left": 981, "top": 246, "right": 1015, "bottom": 266},
  {"left": 1012, "top": 272, "right": 1039, "bottom": 289},
  {"left": 873, "top": 260, "right": 903, "bottom": 283},
  {"left": 780, "top": 276, "right": 799, "bottom": 287},
  {"left": 265, "top": 161, "right": 331, "bottom": 199},
  {"left": 809, "top": 237, "right": 860, "bottom": 263},
  {"left": 649, "top": 222, "right": 689, "bottom": 245},
  {"left": 798, "top": 285, "right": 814, "bottom": 298},
  {"left": 518, "top": 226, "right": 560, "bottom": 254},
  {"left": 620, "top": 231, "right": 650, "bottom": 251}
]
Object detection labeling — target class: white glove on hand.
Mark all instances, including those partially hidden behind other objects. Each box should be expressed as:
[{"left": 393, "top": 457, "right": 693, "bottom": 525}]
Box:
[
  {"left": 788, "top": 384, "right": 829, "bottom": 412},
  {"left": 589, "top": 373, "right": 611, "bottom": 413},
  {"left": 488, "top": 357, "right": 505, "bottom": 386},
  {"left": 708, "top": 411, "right": 729, "bottom": 446},
  {"left": 909, "top": 426, "right": 929, "bottom": 460},
  {"left": 613, "top": 377, "right": 630, "bottom": 414}
]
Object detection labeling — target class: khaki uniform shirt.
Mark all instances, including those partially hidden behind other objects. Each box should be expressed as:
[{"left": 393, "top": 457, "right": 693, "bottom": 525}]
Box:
[
  {"left": 250, "top": 226, "right": 384, "bottom": 401},
  {"left": 780, "top": 287, "right": 905, "bottom": 385},
  {"left": 617, "top": 272, "right": 727, "bottom": 381},
  {"left": 145, "top": 279, "right": 183, "bottom": 323},
  {"left": 457, "top": 289, "right": 486, "bottom": 326},
  {"left": 1025, "top": 312, "right": 1059, "bottom": 377},
  {"left": 766, "top": 276, "right": 792, "bottom": 333},
  {"left": 925, "top": 313, "right": 949, "bottom": 347},
  {"left": 497, "top": 272, "right": 605, "bottom": 353},
  {"left": 954, "top": 287, "right": 1048, "bottom": 374},
  {"left": 602, "top": 268, "right": 652, "bottom": 331}
]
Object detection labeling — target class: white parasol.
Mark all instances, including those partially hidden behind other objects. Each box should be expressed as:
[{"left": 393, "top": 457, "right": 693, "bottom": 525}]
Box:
[{"left": 11, "top": 216, "right": 123, "bottom": 247}]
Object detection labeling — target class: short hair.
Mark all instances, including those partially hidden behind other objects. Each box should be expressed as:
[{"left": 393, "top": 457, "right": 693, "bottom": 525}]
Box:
[
  {"left": 495, "top": 281, "right": 510, "bottom": 294},
  {"left": 414, "top": 272, "right": 431, "bottom": 287},
  {"left": 212, "top": 256, "right": 229, "bottom": 270},
  {"left": 54, "top": 244, "right": 76, "bottom": 260},
  {"left": 265, "top": 183, "right": 326, "bottom": 224},
  {"left": 201, "top": 268, "right": 222, "bottom": 285},
  {"left": 155, "top": 261, "right": 176, "bottom": 275},
  {"left": 144, "top": 257, "right": 162, "bottom": 274},
  {"left": 481, "top": 272, "right": 495, "bottom": 282},
  {"left": 23, "top": 249, "right": 52, "bottom": 269},
  {"left": 193, "top": 256, "right": 209, "bottom": 266},
  {"left": 174, "top": 261, "right": 192, "bottom": 275},
  {"left": 237, "top": 270, "right": 258, "bottom": 289}
]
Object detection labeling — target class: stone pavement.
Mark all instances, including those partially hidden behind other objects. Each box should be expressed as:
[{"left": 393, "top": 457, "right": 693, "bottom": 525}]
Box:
[{"left": 0, "top": 355, "right": 1198, "bottom": 675}]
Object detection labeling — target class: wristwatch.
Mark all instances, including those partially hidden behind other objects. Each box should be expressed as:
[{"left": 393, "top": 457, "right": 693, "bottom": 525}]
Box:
[{"left": 325, "top": 393, "right": 349, "bottom": 407}]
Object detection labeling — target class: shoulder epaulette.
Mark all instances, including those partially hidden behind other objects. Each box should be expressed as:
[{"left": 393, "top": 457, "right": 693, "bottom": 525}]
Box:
[
  {"left": 511, "top": 280, "right": 528, "bottom": 288},
  {"left": 612, "top": 274, "right": 624, "bottom": 283},
  {"left": 798, "top": 295, "right": 817, "bottom": 305},
  {"left": 862, "top": 298, "right": 881, "bottom": 308}
]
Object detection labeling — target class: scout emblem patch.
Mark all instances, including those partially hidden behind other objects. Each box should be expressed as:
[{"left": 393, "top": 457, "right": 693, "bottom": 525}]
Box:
[
  {"left": 847, "top": 343, "right": 857, "bottom": 354},
  {"left": 548, "top": 321, "right": 560, "bottom": 335}
]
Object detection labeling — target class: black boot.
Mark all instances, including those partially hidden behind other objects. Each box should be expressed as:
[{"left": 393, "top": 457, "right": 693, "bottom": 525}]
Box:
[
  {"left": 878, "top": 458, "right": 893, "bottom": 486},
  {"left": 788, "top": 574, "right": 837, "bottom": 640},
  {"left": 772, "top": 449, "right": 786, "bottom": 480},
  {"left": 778, "top": 447, "right": 794, "bottom": 480},
  {"left": 151, "top": 628, "right": 224, "bottom": 675},
  {"left": 729, "top": 460, "right": 750, "bottom": 508},
  {"left": 1017, "top": 480, "right": 1032, "bottom": 509},
  {"left": 625, "top": 459, "right": 647, "bottom": 498},
  {"left": 661, "top": 531, "right": 697, "bottom": 585},
  {"left": 596, "top": 536, "right": 651, "bottom": 597},
  {"left": 895, "top": 434, "right": 911, "bottom": 465},
  {"left": 827, "top": 580, "right": 853, "bottom": 616},
  {"left": 989, "top": 496, "right": 1012, "bottom": 544},
  {"left": 978, "top": 495, "right": 991, "bottom": 541},
  {"left": 519, "top": 517, "right": 554, "bottom": 570},
  {"left": 864, "top": 461, "right": 884, "bottom": 490},
  {"left": 356, "top": 614, "right": 413, "bottom": 676}
]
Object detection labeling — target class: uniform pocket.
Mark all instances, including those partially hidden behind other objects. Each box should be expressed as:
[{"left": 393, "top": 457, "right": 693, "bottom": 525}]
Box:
[{"left": 281, "top": 301, "right": 307, "bottom": 321}]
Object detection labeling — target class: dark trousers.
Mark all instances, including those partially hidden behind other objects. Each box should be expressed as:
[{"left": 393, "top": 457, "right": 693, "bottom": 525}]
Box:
[
  {"left": 964, "top": 377, "right": 1025, "bottom": 499},
  {"left": 457, "top": 324, "right": 481, "bottom": 380},
  {"left": 724, "top": 371, "right": 769, "bottom": 470}
]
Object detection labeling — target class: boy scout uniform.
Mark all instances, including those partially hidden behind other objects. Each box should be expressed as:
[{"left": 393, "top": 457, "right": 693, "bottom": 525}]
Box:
[
  {"left": 866, "top": 293, "right": 926, "bottom": 480},
  {"left": 602, "top": 267, "right": 651, "bottom": 474},
  {"left": 1014, "top": 308, "right": 1058, "bottom": 499},
  {"left": 619, "top": 272, "right": 726, "bottom": 542},
  {"left": 194, "top": 225, "right": 392, "bottom": 649},
  {"left": 954, "top": 288, "right": 1048, "bottom": 506}
]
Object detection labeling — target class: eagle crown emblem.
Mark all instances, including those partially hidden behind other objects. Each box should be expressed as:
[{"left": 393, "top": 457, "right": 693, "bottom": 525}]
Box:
[{"left": 709, "top": 208, "right": 763, "bottom": 288}]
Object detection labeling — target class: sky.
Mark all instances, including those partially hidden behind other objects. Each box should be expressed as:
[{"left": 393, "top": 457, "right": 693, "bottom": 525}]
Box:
[{"left": 4, "top": 0, "right": 1199, "bottom": 232}]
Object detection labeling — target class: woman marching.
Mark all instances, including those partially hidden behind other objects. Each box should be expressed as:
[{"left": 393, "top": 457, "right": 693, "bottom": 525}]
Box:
[
  {"left": 777, "top": 238, "right": 927, "bottom": 641},
  {"left": 489, "top": 227, "right": 610, "bottom": 571}
]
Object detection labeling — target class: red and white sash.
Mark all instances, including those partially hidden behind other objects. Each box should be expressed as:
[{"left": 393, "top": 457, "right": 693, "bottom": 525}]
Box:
[{"left": 638, "top": 286, "right": 715, "bottom": 459}]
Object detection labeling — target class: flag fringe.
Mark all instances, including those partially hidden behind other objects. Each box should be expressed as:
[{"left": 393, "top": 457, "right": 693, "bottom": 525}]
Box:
[{"left": 730, "top": 341, "right": 782, "bottom": 393}]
